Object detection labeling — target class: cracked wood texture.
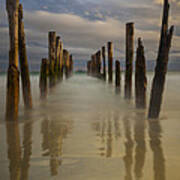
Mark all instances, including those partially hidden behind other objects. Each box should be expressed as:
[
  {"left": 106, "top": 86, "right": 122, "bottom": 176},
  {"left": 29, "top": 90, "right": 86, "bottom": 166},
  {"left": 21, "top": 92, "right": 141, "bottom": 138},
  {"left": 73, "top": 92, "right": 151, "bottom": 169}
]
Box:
[
  {"left": 135, "top": 38, "right": 147, "bottom": 109},
  {"left": 108, "top": 42, "right": 113, "bottom": 83},
  {"left": 125, "top": 22, "right": 134, "bottom": 99},
  {"left": 148, "top": 0, "right": 174, "bottom": 119},
  {"left": 49, "top": 31, "right": 56, "bottom": 88},
  {"left": 102, "top": 46, "right": 106, "bottom": 80},
  {"left": 6, "top": 0, "right": 20, "bottom": 120},
  {"left": 18, "top": 4, "right": 32, "bottom": 109}
]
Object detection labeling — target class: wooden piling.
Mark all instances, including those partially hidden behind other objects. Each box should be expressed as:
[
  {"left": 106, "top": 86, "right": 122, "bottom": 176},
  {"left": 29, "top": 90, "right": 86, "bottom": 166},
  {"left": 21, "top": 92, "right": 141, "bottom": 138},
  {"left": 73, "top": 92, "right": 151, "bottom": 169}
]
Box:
[
  {"left": 96, "top": 50, "right": 101, "bottom": 78},
  {"left": 49, "top": 31, "right": 56, "bottom": 87},
  {"left": 59, "top": 41, "right": 63, "bottom": 80},
  {"left": 63, "top": 49, "right": 70, "bottom": 78},
  {"left": 91, "top": 55, "right": 96, "bottom": 76},
  {"left": 125, "top": 22, "right": 134, "bottom": 99},
  {"left": 108, "top": 42, "right": 113, "bottom": 83},
  {"left": 18, "top": 4, "right": 32, "bottom": 109},
  {"left": 94, "top": 52, "right": 98, "bottom": 77},
  {"left": 115, "top": 60, "right": 121, "bottom": 88},
  {"left": 148, "top": 0, "right": 174, "bottom": 119},
  {"left": 40, "top": 58, "right": 48, "bottom": 99},
  {"left": 55, "top": 36, "right": 61, "bottom": 78},
  {"left": 102, "top": 46, "right": 106, "bottom": 80},
  {"left": 69, "top": 54, "right": 73, "bottom": 76},
  {"left": 6, "top": 0, "right": 20, "bottom": 120},
  {"left": 135, "top": 38, "right": 147, "bottom": 109}
]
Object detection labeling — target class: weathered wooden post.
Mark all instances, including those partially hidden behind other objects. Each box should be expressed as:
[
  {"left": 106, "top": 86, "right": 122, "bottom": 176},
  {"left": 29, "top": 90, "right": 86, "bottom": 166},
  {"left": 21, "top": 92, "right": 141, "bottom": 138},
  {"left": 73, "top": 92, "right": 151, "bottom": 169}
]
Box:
[
  {"left": 115, "top": 60, "right": 121, "bottom": 88},
  {"left": 55, "top": 36, "right": 61, "bottom": 79},
  {"left": 102, "top": 46, "right": 106, "bottom": 80},
  {"left": 18, "top": 4, "right": 32, "bottom": 109},
  {"left": 59, "top": 41, "right": 63, "bottom": 80},
  {"left": 69, "top": 54, "right": 73, "bottom": 76},
  {"left": 96, "top": 50, "right": 101, "bottom": 78},
  {"left": 6, "top": 0, "right": 20, "bottom": 120},
  {"left": 87, "top": 60, "right": 91, "bottom": 75},
  {"left": 40, "top": 58, "right": 48, "bottom": 99},
  {"left": 91, "top": 55, "right": 96, "bottom": 76},
  {"left": 135, "top": 38, "right": 147, "bottom": 109},
  {"left": 125, "top": 22, "right": 134, "bottom": 99},
  {"left": 108, "top": 42, "right": 113, "bottom": 83},
  {"left": 148, "top": 0, "right": 174, "bottom": 119},
  {"left": 94, "top": 53, "right": 98, "bottom": 77},
  {"left": 49, "top": 31, "right": 56, "bottom": 87},
  {"left": 63, "top": 49, "right": 70, "bottom": 79}
]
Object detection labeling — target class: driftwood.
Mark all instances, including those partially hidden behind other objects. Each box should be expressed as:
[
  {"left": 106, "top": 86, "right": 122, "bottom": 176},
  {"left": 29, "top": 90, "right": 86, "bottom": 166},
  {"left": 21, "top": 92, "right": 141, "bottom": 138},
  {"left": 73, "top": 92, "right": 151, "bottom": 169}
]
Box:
[
  {"left": 6, "top": 0, "right": 20, "bottom": 120},
  {"left": 148, "top": 0, "right": 174, "bottom": 119},
  {"left": 49, "top": 31, "right": 56, "bottom": 87},
  {"left": 40, "top": 58, "right": 48, "bottom": 99},
  {"left": 135, "top": 38, "right": 147, "bottom": 109},
  {"left": 18, "top": 4, "right": 32, "bottom": 109},
  {"left": 125, "top": 22, "right": 134, "bottom": 99},
  {"left": 108, "top": 42, "right": 113, "bottom": 83},
  {"left": 115, "top": 60, "right": 121, "bottom": 88},
  {"left": 102, "top": 46, "right": 106, "bottom": 80}
]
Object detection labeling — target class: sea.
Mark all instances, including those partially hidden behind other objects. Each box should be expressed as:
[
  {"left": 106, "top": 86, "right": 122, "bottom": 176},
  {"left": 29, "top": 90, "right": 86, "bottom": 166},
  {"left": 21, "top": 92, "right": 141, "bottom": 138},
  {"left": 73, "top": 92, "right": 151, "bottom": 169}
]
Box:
[{"left": 0, "top": 72, "right": 180, "bottom": 180}]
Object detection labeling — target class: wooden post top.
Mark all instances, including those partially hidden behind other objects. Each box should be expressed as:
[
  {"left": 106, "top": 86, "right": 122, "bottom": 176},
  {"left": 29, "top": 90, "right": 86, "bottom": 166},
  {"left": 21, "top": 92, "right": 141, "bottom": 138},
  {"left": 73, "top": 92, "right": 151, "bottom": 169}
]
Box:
[{"left": 18, "top": 3, "right": 23, "bottom": 20}]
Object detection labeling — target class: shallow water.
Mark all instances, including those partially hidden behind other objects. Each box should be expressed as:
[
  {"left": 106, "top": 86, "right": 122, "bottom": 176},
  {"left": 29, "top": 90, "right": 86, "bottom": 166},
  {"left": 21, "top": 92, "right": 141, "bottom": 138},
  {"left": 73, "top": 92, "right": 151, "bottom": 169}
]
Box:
[{"left": 0, "top": 73, "right": 180, "bottom": 180}]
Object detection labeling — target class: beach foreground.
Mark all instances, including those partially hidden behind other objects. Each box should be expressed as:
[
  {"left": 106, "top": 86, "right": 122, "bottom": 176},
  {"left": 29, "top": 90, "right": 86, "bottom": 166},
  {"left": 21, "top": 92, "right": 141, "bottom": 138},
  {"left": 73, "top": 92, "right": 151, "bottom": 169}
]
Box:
[{"left": 0, "top": 73, "right": 180, "bottom": 180}]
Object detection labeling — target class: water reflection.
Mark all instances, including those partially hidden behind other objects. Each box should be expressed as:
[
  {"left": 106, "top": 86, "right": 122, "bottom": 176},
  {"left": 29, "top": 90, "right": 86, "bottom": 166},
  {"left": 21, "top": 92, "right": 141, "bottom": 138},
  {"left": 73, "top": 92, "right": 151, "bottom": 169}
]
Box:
[
  {"left": 91, "top": 108, "right": 167, "bottom": 180},
  {"left": 134, "top": 112, "right": 146, "bottom": 180},
  {"left": 20, "top": 121, "right": 33, "bottom": 180},
  {"left": 92, "top": 111, "right": 122, "bottom": 158},
  {"left": 106, "top": 118, "right": 113, "bottom": 158},
  {"left": 6, "top": 121, "right": 22, "bottom": 180},
  {"left": 123, "top": 115, "right": 134, "bottom": 180},
  {"left": 41, "top": 117, "right": 72, "bottom": 176},
  {"left": 149, "top": 120, "right": 166, "bottom": 180}
]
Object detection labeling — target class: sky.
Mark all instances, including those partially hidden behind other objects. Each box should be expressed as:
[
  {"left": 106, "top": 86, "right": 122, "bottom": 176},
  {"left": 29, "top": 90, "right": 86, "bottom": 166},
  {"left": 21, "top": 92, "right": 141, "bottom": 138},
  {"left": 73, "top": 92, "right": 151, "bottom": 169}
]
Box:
[{"left": 0, "top": 0, "right": 180, "bottom": 71}]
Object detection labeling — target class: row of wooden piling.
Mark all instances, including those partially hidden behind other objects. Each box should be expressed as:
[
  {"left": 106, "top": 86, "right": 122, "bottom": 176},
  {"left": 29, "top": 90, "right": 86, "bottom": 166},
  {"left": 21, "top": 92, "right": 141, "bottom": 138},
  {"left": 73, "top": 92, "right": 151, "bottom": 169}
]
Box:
[
  {"left": 87, "top": 32, "right": 146, "bottom": 108},
  {"left": 5, "top": 0, "right": 173, "bottom": 120},
  {"left": 87, "top": 0, "right": 174, "bottom": 119},
  {"left": 5, "top": 0, "right": 74, "bottom": 121},
  {"left": 39, "top": 32, "right": 74, "bottom": 98}
]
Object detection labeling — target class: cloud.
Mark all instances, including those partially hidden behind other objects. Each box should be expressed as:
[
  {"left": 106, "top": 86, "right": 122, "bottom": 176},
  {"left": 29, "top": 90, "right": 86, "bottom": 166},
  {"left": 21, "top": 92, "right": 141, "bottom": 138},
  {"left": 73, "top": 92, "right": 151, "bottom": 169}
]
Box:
[{"left": 0, "top": 0, "right": 179, "bottom": 72}]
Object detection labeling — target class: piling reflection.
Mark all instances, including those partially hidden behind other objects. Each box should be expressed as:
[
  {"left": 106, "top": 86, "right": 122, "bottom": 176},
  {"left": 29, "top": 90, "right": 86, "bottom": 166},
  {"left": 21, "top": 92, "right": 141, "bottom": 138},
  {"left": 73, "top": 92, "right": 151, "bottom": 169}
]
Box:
[
  {"left": 6, "top": 121, "right": 21, "bottom": 180},
  {"left": 6, "top": 119, "right": 33, "bottom": 180},
  {"left": 92, "top": 111, "right": 121, "bottom": 158},
  {"left": 106, "top": 118, "right": 113, "bottom": 158},
  {"left": 123, "top": 115, "right": 134, "bottom": 180},
  {"left": 41, "top": 117, "right": 72, "bottom": 176},
  {"left": 114, "top": 112, "right": 121, "bottom": 140},
  {"left": 20, "top": 121, "right": 33, "bottom": 180},
  {"left": 149, "top": 120, "right": 166, "bottom": 180},
  {"left": 134, "top": 112, "right": 146, "bottom": 180}
]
